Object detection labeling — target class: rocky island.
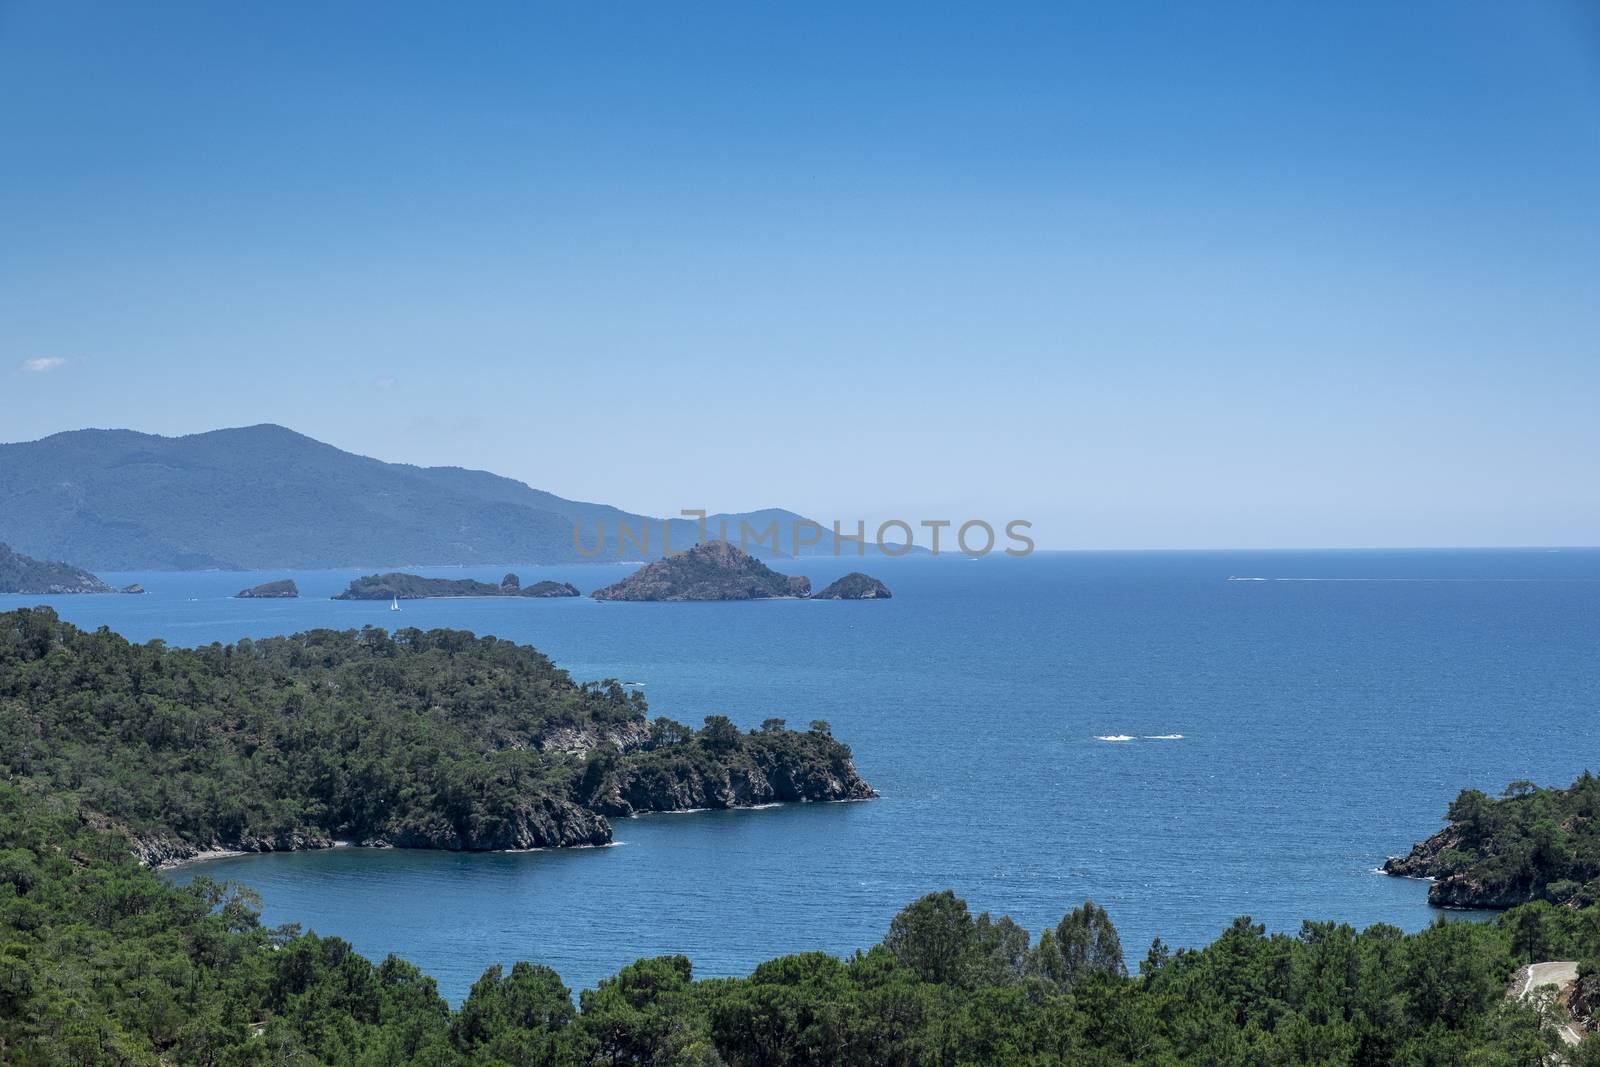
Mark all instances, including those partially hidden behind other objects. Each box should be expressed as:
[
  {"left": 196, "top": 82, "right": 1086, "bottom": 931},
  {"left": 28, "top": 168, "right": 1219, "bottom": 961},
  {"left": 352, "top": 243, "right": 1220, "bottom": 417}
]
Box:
[
  {"left": 0, "top": 543, "right": 141, "bottom": 595},
  {"left": 235, "top": 578, "right": 299, "bottom": 598},
  {"left": 814, "top": 572, "right": 893, "bottom": 599},
  {"left": 334, "top": 572, "right": 581, "bottom": 600},
  {"left": 498, "top": 573, "right": 582, "bottom": 597},
  {"left": 593, "top": 540, "right": 812, "bottom": 601},
  {"left": 1385, "top": 772, "right": 1600, "bottom": 908},
  {"left": 0, "top": 607, "right": 872, "bottom": 864},
  {"left": 594, "top": 542, "right": 893, "bottom": 603}
]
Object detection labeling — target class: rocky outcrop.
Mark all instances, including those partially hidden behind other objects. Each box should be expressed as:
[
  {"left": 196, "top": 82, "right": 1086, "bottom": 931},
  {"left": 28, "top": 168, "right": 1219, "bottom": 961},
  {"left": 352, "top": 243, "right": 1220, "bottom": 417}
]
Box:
[
  {"left": 1383, "top": 824, "right": 1480, "bottom": 905},
  {"left": 813, "top": 572, "right": 892, "bottom": 599},
  {"left": 0, "top": 542, "right": 122, "bottom": 594},
  {"left": 236, "top": 579, "right": 299, "bottom": 598},
  {"left": 1569, "top": 968, "right": 1600, "bottom": 1038},
  {"left": 1383, "top": 823, "right": 1466, "bottom": 881},
  {"left": 539, "top": 719, "right": 654, "bottom": 759},
  {"left": 335, "top": 572, "right": 581, "bottom": 600},
  {"left": 1383, "top": 822, "right": 1556, "bottom": 908},
  {"left": 523, "top": 580, "right": 582, "bottom": 598},
  {"left": 593, "top": 541, "right": 811, "bottom": 601},
  {"left": 606, "top": 758, "right": 874, "bottom": 817},
  {"left": 374, "top": 796, "right": 611, "bottom": 850},
  {"left": 132, "top": 797, "right": 611, "bottom": 867},
  {"left": 130, "top": 827, "right": 334, "bottom": 867},
  {"left": 582, "top": 729, "right": 877, "bottom": 818}
]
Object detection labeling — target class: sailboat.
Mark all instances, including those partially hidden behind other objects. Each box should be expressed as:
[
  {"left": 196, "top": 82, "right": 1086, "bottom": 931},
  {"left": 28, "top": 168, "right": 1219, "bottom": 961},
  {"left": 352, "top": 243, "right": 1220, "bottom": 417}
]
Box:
[{"left": 390, "top": 595, "right": 401, "bottom": 612}]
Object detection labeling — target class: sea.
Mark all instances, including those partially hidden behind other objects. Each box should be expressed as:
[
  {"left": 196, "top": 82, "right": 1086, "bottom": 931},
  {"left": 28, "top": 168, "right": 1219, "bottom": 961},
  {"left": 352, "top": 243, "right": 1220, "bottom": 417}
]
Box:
[{"left": 11, "top": 548, "right": 1600, "bottom": 1003}]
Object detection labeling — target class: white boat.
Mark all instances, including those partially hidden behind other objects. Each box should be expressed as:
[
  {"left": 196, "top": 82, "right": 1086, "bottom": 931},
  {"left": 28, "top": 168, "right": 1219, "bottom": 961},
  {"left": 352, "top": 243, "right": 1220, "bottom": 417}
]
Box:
[{"left": 390, "top": 595, "right": 401, "bottom": 612}]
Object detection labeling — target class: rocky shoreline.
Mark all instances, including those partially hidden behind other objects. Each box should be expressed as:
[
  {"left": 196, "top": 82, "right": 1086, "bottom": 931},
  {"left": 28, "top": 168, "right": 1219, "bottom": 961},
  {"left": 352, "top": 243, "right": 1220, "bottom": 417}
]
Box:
[
  {"left": 134, "top": 794, "right": 617, "bottom": 868},
  {"left": 133, "top": 717, "right": 875, "bottom": 869},
  {"left": 1383, "top": 822, "right": 1546, "bottom": 909},
  {"left": 591, "top": 753, "right": 877, "bottom": 819},
  {"left": 1383, "top": 774, "right": 1600, "bottom": 909},
  {"left": 136, "top": 788, "right": 875, "bottom": 869}
]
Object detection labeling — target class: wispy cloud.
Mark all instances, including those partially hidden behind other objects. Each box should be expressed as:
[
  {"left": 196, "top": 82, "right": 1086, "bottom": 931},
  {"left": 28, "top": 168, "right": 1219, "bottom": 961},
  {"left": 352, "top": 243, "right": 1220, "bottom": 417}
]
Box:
[
  {"left": 372, "top": 375, "right": 399, "bottom": 391},
  {"left": 18, "top": 357, "right": 67, "bottom": 374}
]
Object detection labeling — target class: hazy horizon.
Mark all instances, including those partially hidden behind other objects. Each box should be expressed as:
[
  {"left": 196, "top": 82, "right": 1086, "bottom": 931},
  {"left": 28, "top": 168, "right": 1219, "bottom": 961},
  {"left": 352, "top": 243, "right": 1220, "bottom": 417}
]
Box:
[
  {"left": 4, "top": 421, "right": 1596, "bottom": 553},
  {"left": 4, "top": 2, "right": 1598, "bottom": 550}
]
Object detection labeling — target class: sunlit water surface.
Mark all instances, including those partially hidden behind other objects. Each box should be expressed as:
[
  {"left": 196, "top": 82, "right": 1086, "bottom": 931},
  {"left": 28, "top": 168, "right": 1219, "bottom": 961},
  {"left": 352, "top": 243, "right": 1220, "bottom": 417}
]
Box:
[{"left": 15, "top": 549, "right": 1599, "bottom": 1001}]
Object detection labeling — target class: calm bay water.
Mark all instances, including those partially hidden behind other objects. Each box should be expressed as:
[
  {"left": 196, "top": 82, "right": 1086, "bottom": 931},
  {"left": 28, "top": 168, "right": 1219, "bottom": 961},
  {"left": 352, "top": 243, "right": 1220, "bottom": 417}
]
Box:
[{"left": 13, "top": 549, "right": 1600, "bottom": 1002}]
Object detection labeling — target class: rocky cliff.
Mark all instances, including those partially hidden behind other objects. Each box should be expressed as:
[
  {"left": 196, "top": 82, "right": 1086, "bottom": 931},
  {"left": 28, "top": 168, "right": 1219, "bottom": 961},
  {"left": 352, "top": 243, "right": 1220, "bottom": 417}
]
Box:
[
  {"left": 539, "top": 719, "right": 654, "bottom": 759},
  {"left": 130, "top": 796, "right": 612, "bottom": 866},
  {"left": 1382, "top": 824, "right": 1540, "bottom": 908},
  {"left": 1384, "top": 774, "right": 1600, "bottom": 909},
  {"left": 605, "top": 751, "right": 876, "bottom": 816},
  {"left": 575, "top": 725, "right": 876, "bottom": 819},
  {"left": 1568, "top": 967, "right": 1600, "bottom": 1038}
]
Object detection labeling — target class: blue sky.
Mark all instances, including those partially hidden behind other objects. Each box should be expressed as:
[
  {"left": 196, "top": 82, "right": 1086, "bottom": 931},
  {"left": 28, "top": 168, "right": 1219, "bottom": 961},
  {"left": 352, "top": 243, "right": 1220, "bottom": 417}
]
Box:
[{"left": 2, "top": 1, "right": 1597, "bottom": 548}]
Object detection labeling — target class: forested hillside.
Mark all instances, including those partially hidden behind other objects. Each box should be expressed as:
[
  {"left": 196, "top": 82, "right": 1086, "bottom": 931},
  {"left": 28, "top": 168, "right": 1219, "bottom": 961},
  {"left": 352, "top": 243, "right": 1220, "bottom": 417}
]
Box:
[
  {"left": 0, "top": 608, "right": 871, "bottom": 863},
  {"left": 0, "top": 782, "right": 1581, "bottom": 1065}
]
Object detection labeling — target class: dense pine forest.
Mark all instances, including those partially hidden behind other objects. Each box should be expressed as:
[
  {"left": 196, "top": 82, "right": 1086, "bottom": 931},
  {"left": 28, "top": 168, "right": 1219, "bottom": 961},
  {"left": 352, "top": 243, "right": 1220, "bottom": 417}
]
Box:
[
  {"left": 5, "top": 780, "right": 1597, "bottom": 1065},
  {"left": 0, "top": 608, "right": 871, "bottom": 863}
]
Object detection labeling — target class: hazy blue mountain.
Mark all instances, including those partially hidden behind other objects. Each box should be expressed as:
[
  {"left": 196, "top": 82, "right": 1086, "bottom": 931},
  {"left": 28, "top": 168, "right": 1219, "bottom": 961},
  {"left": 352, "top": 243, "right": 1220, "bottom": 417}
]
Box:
[{"left": 0, "top": 425, "right": 888, "bottom": 570}]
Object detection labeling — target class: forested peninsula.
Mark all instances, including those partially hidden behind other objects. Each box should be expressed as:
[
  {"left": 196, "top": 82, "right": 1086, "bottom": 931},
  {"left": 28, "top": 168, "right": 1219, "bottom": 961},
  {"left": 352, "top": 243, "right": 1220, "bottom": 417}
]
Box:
[
  {"left": 1386, "top": 772, "right": 1600, "bottom": 908},
  {"left": 0, "top": 542, "right": 139, "bottom": 595},
  {"left": 0, "top": 608, "right": 871, "bottom": 866}
]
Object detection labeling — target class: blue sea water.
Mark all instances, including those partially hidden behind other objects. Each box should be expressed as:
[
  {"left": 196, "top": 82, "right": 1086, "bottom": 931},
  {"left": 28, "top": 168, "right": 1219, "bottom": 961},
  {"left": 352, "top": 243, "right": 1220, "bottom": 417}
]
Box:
[{"left": 12, "top": 549, "right": 1600, "bottom": 1003}]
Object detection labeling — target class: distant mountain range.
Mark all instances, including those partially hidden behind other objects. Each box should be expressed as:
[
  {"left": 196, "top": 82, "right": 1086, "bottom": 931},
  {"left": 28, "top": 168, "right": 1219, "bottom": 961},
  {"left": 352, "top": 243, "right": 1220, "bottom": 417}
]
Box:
[{"left": 0, "top": 425, "right": 889, "bottom": 570}]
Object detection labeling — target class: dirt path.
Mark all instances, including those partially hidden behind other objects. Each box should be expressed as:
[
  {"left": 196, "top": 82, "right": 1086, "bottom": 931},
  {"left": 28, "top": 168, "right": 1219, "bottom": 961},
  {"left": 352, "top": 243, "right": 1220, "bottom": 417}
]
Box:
[{"left": 1513, "top": 961, "right": 1581, "bottom": 1047}]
